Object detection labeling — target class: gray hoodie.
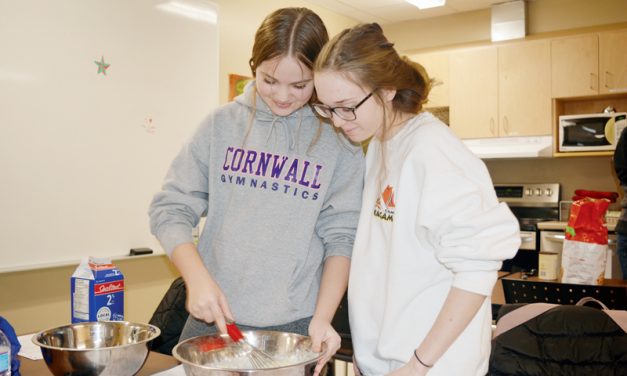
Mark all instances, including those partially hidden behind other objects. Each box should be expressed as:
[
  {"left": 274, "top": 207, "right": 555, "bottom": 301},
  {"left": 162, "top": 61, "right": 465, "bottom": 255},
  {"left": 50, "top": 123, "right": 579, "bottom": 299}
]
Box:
[{"left": 149, "top": 82, "right": 364, "bottom": 326}]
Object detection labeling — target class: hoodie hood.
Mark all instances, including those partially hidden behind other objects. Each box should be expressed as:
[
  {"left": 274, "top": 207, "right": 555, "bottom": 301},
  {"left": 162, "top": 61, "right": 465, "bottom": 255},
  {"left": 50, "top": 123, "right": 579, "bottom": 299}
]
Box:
[{"left": 235, "top": 80, "right": 318, "bottom": 151}]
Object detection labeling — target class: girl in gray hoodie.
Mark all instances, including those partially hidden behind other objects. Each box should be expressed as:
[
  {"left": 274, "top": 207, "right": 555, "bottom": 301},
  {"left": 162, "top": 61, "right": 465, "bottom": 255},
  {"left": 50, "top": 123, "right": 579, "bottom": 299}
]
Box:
[{"left": 148, "top": 8, "right": 364, "bottom": 373}]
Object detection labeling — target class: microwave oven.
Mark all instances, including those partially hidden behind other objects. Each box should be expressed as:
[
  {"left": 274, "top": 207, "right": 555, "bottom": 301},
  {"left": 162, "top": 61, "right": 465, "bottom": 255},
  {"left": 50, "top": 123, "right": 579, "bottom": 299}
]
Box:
[{"left": 558, "top": 112, "right": 627, "bottom": 152}]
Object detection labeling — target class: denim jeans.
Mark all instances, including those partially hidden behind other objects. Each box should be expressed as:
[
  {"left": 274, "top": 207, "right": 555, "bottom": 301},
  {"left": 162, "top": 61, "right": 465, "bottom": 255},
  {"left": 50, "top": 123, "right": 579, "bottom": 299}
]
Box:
[{"left": 616, "top": 232, "right": 627, "bottom": 279}]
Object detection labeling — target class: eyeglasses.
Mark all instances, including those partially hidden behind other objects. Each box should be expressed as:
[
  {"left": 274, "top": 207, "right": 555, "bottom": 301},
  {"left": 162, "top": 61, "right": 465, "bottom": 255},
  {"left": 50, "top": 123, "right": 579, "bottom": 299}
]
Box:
[{"left": 312, "top": 92, "right": 373, "bottom": 121}]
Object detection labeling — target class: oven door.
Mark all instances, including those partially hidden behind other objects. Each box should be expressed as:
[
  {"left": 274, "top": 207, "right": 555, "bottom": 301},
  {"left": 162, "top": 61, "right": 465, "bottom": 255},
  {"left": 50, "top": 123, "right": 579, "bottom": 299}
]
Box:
[
  {"left": 520, "top": 230, "right": 536, "bottom": 250},
  {"left": 501, "top": 230, "right": 538, "bottom": 273}
]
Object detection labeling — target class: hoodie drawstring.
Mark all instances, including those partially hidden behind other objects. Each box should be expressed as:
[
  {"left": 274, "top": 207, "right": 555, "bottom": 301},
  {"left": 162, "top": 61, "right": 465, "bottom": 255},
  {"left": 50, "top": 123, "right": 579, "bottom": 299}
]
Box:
[{"left": 264, "top": 111, "right": 300, "bottom": 151}]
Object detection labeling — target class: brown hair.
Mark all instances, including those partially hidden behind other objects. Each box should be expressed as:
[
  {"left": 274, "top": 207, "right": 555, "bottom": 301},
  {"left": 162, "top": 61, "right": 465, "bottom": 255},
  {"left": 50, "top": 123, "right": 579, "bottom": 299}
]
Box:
[
  {"left": 250, "top": 8, "right": 328, "bottom": 85},
  {"left": 314, "top": 23, "right": 432, "bottom": 139},
  {"left": 245, "top": 8, "right": 329, "bottom": 151}
]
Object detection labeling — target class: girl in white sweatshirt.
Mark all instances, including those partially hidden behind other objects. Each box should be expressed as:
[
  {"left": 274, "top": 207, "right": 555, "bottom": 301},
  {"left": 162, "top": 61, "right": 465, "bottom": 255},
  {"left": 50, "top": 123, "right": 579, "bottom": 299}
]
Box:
[{"left": 312, "top": 23, "right": 520, "bottom": 376}]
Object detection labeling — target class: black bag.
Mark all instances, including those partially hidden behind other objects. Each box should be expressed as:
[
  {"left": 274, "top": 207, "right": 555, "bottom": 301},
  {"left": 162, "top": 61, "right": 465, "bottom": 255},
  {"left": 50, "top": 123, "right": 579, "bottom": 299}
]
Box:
[
  {"left": 489, "top": 297, "right": 627, "bottom": 376},
  {"left": 148, "top": 277, "right": 189, "bottom": 355}
]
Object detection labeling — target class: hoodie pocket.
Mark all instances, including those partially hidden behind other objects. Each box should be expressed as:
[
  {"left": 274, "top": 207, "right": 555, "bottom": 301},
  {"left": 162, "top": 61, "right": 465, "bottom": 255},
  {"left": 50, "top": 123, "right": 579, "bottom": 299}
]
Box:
[{"left": 208, "top": 233, "right": 300, "bottom": 324}]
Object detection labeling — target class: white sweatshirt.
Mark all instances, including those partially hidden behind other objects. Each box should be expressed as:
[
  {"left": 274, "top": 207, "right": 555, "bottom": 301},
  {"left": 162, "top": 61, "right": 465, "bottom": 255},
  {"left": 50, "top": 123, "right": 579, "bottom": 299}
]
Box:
[{"left": 348, "top": 112, "right": 520, "bottom": 376}]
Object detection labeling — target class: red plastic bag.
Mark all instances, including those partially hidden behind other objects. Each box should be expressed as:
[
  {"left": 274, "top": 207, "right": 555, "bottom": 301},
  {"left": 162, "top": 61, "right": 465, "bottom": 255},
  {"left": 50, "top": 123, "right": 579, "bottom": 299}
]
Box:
[
  {"left": 564, "top": 197, "right": 610, "bottom": 245},
  {"left": 561, "top": 198, "right": 610, "bottom": 285},
  {"left": 572, "top": 189, "right": 618, "bottom": 203}
]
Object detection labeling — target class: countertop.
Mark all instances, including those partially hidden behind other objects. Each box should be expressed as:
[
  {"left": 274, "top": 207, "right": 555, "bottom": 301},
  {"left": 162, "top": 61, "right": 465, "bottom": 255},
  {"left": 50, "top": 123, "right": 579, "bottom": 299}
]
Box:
[{"left": 537, "top": 220, "right": 616, "bottom": 232}]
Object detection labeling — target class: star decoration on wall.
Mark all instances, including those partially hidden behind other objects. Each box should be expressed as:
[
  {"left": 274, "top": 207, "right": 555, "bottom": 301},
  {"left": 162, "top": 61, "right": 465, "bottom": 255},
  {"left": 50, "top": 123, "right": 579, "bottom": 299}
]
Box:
[{"left": 94, "top": 56, "right": 110, "bottom": 75}]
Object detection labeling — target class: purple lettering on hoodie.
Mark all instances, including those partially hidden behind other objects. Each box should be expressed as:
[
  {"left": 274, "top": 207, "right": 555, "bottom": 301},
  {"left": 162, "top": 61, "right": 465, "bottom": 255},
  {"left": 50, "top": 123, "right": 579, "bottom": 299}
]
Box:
[
  {"left": 270, "top": 155, "right": 289, "bottom": 178},
  {"left": 222, "top": 146, "right": 323, "bottom": 190},
  {"left": 284, "top": 159, "right": 299, "bottom": 183},
  {"left": 230, "top": 148, "right": 244, "bottom": 171},
  {"left": 242, "top": 150, "right": 257, "bottom": 173},
  {"left": 222, "top": 147, "right": 234, "bottom": 170}
]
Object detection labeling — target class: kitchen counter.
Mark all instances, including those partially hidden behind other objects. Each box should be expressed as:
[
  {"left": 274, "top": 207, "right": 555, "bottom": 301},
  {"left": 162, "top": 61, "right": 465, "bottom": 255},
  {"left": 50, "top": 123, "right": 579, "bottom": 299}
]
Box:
[{"left": 537, "top": 220, "right": 616, "bottom": 232}]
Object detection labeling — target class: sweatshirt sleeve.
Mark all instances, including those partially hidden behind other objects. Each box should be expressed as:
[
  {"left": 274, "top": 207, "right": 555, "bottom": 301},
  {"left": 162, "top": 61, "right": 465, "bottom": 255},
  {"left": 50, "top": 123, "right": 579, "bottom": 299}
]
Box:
[
  {"left": 148, "top": 119, "right": 211, "bottom": 256},
  {"left": 615, "top": 128, "right": 627, "bottom": 183},
  {"left": 410, "top": 132, "right": 520, "bottom": 296},
  {"left": 315, "top": 141, "right": 365, "bottom": 260}
]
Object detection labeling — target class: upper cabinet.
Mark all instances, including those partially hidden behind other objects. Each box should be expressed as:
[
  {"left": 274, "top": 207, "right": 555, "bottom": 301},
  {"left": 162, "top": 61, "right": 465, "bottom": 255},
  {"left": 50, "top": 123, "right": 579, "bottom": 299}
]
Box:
[
  {"left": 551, "top": 30, "right": 627, "bottom": 97},
  {"left": 409, "top": 51, "right": 450, "bottom": 108},
  {"left": 550, "top": 28, "right": 627, "bottom": 157},
  {"left": 449, "top": 40, "right": 552, "bottom": 139},
  {"left": 498, "top": 40, "right": 552, "bottom": 137},
  {"left": 551, "top": 34, "right": 599, "bottom": 98},
  {"left": 599, "top": 29, "right": 627, "bottom": 94},
  {"left": 424, "top": 26, "right": 626, "bottom": 147},
  {"left": 449, "top": 46, "right": 498, "bottom": 138}
]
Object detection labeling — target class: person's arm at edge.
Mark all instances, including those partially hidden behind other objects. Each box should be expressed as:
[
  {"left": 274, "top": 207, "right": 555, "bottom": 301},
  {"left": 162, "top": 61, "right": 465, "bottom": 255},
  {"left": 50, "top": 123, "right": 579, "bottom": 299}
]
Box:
[{"left": 170, "top": 242, "right": 233, "bottom": 335}]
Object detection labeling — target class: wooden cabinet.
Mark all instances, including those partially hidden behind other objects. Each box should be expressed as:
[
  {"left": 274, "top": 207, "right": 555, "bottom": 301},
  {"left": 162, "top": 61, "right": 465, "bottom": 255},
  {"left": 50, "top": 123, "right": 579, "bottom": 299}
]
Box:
[
  {"left": 550, "top": 28, "right": 627, "bottom": 157},
  {"left": 449, "top": 46, "right": 498, "bottom": 138},
  {"left": 498, "top": 39, "right": 552, "bottom": 137},
  {"left": 432, "top": 27, "right": 626, "bottom": 145},
  {"left": 600, "top": 29, "right": 627, "bottom": 94},
  {"left": 551, "top": 34, "right": 599, "bottom": 98},
  {"left": 408, "top": 51, "right": 449, "bottom": 108},
  {"left": 449, "top": 40, "right": 551, "bottom": 139},
  {"left": 551, "top": 30, "right": 627, "bottom": 98}
]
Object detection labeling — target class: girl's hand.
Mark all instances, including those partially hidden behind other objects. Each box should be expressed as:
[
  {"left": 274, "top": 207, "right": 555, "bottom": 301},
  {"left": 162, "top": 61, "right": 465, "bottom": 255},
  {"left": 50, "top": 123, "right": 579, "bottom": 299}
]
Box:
[
  {"left": 186, "top": 273, "right": 233, "bottom": 334},
  {"left": 309, "top": 316, "right": 341, "bottom": 376},
  {"left": 171, "top": 243, "right": 234, "bottom": 335},
  {"left": 386, "top": 356, "right": 429, "bottom": 376}
]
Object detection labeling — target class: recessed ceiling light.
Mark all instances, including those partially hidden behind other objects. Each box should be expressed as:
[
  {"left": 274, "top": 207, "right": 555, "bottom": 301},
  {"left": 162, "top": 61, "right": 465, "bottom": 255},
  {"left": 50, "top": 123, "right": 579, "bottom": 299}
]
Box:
[
  {"left": 405, "top": 0, "right": 446, "bottom": 10},
  {"left": 156, "top": 1, "right": 218, "bottom": 24}
]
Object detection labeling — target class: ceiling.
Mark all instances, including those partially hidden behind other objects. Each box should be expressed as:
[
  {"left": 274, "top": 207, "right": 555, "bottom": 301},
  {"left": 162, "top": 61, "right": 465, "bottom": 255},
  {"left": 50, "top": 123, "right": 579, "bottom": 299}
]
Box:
[{"left": 305, "top": 0, "right": 508, "bottom": 24}]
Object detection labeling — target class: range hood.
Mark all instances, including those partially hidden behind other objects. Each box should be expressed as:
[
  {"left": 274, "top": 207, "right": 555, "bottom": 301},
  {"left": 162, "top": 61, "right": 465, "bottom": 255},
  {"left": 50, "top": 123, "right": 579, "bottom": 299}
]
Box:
[{"left": 462, "top": 136, "right": 553, "bottom": 159}]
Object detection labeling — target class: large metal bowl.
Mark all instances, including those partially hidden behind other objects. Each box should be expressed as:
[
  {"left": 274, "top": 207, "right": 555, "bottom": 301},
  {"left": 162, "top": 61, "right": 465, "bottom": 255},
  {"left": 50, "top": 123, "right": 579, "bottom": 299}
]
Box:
[
  {"left": 32, "top": 321, "right": 160, "bottom": 376},
  {"left": 173, "top": 331, "right": 323, "bottom": 375}
]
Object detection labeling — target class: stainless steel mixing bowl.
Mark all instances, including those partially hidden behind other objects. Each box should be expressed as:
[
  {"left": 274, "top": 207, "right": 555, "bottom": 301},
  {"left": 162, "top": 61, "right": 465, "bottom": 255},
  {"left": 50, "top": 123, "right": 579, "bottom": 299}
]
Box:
[
  {"left": 32, "top": 321, "right": 160, "bottom": 376},
  {"left": 173, "top": 330, "right": 323, "bottom": 375}
]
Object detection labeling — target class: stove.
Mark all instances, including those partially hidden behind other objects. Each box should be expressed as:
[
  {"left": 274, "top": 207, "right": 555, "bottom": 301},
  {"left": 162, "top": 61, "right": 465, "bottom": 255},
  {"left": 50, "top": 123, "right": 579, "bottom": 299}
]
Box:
[{"left": 494, "top": 183, "right": 560, "bottom": 273}]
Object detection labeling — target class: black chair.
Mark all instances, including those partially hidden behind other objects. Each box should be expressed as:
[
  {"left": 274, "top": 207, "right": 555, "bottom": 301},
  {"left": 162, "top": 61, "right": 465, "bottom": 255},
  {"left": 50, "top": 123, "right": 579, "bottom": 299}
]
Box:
[{"left": 148, "top": 277, "right": 189, "bottom": 355}]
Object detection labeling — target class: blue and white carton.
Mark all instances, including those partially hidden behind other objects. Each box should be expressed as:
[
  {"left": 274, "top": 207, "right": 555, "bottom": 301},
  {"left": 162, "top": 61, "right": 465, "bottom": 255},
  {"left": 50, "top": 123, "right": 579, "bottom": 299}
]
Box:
[{"left": 71, "top": 257, "right": 124, "bottom": 323}]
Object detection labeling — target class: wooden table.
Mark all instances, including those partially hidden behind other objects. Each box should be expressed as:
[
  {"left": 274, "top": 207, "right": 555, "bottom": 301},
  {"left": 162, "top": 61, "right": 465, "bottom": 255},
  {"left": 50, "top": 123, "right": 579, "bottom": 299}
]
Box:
[{"left": 20, "top": 351, "right": 180, "bottom": 375}]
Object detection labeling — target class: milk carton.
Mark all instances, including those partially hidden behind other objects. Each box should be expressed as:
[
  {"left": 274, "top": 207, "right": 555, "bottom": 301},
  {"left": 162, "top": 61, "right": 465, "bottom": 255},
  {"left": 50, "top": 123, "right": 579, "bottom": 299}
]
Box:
[{"left": 71, "top": 257, "right": 124, "bottom": 323}]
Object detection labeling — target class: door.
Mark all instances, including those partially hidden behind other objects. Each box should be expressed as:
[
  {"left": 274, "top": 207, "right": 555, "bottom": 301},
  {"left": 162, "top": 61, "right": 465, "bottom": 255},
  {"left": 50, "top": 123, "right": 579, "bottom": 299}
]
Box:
[
  {"left": 551, "top": 34, "right": 599, "bottom": 98},
  {"left": 600, "top": 29, "right": 627, "bottom": 94},
  {"left": 498, "top": 40, "right": 552, "bottom": 137},
  {"left": 409, "top": 51, "right": 449, "bottom": 108},
  {"left": 449, "top": 46, "right": 498, "bottom": 139}
]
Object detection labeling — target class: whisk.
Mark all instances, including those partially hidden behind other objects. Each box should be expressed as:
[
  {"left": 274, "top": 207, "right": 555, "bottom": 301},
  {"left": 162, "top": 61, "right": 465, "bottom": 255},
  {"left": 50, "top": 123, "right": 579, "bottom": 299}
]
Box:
[{"left": 226, "top": 322, "right": 282, "bottom": 369}]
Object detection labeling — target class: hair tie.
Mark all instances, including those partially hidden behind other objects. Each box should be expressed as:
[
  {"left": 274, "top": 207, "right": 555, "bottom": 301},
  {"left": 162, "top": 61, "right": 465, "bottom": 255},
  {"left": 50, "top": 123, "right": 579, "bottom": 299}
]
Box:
[{"left": 414, "top": 350, "right": 433, "bottom": 368}]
